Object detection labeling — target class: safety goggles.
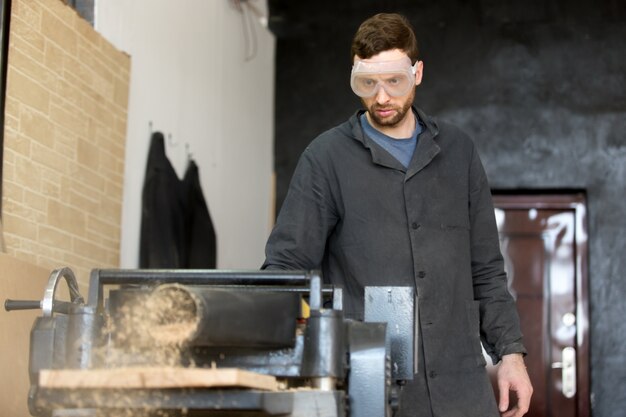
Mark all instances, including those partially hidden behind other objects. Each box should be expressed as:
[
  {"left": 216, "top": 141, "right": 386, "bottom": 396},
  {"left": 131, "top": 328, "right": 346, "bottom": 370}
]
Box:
[{"left": 350, "top": 56, "right": 418, "bottom": 98}]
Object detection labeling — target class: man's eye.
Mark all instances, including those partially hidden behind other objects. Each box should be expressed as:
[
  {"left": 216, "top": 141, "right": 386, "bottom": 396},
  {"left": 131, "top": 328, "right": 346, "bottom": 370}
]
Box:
[
  {"left": 362, "top": 79, "right": 376, "bottom": 86},
  {"left": 387, "top": 77, "right": 400, "bottom": 85}
]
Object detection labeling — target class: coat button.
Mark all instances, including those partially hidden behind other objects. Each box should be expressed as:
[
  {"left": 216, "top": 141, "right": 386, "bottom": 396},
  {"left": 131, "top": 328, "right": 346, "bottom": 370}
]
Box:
[
  {"left": 418, "top": 271, "right": 426, "bottom": 278},
  {"left": 411, "top": 222, "right": 420, "bottom": 230},
  {"left": 429, "top": 371, "right": 437, "bottom": 378}
]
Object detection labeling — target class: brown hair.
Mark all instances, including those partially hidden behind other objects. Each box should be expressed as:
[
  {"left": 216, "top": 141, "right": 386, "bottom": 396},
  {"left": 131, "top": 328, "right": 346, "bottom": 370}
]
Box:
[{"left": 351, "top": 13, "right": 419, "bottom": 63}]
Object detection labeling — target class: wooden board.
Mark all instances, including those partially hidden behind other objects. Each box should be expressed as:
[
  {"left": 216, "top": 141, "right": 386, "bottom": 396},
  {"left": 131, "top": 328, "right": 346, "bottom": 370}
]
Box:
[
  {"left": 0, "top": 254, "right": 53, "bottom": 417},
  {"left": 39, "top": 367, "right": 278, "bottom": 391}
]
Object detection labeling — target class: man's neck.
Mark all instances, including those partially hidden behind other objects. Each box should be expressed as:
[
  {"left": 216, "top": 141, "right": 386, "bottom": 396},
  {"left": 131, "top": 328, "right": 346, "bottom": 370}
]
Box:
[{"left": 365, "top": 110, "right": 416, "bottom": 139}]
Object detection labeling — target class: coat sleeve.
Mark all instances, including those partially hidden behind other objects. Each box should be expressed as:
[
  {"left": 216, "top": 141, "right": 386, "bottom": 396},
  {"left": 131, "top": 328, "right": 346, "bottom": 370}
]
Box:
[
  {"left": 468, "top": 144, "right": 527, "bottom": 363},
  {"left": 262, "top": 146, "right": 339, "bottom": 271}
]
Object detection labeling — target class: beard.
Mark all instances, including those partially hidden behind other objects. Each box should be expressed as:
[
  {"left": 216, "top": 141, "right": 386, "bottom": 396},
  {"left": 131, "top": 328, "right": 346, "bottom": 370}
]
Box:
[{"left": 362, "top": 88, "right": 415, "bottom": 128}]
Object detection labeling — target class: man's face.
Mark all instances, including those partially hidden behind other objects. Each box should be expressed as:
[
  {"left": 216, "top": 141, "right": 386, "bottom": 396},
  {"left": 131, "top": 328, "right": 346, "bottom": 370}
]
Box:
[{"left": 352, "top": 49, "right": 423, "bottom": 129}]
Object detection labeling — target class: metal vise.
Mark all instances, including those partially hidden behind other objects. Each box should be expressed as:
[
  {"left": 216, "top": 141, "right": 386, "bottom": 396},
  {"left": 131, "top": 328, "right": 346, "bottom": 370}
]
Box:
[{"left": 5, "top": 268, "right": 416, "bottom": 417}]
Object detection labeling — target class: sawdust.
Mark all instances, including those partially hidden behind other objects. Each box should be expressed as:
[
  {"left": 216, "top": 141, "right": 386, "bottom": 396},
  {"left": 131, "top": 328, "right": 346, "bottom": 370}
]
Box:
[
  {"left": 47, "top": 284, "right": 206, "bottom": 415},
  {"left": 96, "top": 284, "right": 204, "bottom": 368},
  {"left": 144, "top": 284, "right": 201, "bottom": 345}
]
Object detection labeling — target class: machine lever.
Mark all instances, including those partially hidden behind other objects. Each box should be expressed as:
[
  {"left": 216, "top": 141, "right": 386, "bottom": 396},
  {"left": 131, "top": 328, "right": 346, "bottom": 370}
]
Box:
[
  {"left": 4, "top": 299, "right": 41, "bottom": 311},
  {"left": 5, "top": 299, "right": 76, "bottom": 314}
]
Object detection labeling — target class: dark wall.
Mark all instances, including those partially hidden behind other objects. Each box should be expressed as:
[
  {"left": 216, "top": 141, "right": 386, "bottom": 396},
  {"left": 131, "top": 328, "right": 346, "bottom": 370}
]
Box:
[{"left": 270, "top": 1, "right": 626, "bottom": 416}]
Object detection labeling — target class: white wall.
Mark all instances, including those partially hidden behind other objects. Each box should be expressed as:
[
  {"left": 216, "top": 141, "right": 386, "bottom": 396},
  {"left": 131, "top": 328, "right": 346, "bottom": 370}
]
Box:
[{"left": 94, "top": 0, "right": 275, "bottom": 268}]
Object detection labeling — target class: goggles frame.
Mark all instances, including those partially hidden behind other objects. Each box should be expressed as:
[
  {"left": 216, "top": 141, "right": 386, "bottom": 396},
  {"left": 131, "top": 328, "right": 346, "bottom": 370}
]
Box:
[{"left": 350, "top": 56, "right": 418, "bottom": 98}]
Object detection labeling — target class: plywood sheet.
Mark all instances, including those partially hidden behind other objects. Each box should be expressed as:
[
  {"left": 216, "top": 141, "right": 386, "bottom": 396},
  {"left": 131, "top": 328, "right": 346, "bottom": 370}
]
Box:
[
  {"left": 39, "top": 367, "right": 278, "bottom": 391},
  {"left": 0, "top": 254, "right": 52, "bottom": 417}
]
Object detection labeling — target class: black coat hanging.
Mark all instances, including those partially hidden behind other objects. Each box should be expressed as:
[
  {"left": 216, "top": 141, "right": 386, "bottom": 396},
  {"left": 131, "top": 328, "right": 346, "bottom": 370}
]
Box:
[
  {"left": 182, "top": 159, "right": 217, "bottom": 268},
  {"left": 139, "top": 131, "right": 187, "bottom": 268},
  {"left": 139, "top": 131, "right": 217, "bottom": 268}
]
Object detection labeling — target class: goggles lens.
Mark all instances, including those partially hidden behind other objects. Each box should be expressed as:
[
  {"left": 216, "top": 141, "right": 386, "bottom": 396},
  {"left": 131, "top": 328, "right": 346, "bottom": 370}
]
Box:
[{"left": 350, "top": 57, "right": 417, "bottom": 98}]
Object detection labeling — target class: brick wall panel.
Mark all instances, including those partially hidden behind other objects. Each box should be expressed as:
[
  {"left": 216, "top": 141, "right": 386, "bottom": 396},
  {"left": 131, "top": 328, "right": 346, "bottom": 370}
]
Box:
[
  {"left": 43, "top": 41, "right": 64, "bottom": 75},
  {"left": 69, "top": 189, "right": 98, "bottom": 216},
  {"left": 62, "top": 55, "right": 93, "bottom": 91},
  {"left": 3, "top": 199, "right": 46, "bottom": 225},
  {"left": 52, "top": 78, "right": 84, "bottom": 111},
  {"left": 20, "top": 106, "right": 55, "bottom": 147},
  {"left": 87, "top": 215, "right": 119, "bottom": 239},
  {"left": 65, "top": 176, "right": 101, "bottom": 203},
  {"left": 10, "top": 47, "right": 57, "bottom": 87},
  {"left": 113, "top": 76, "right": 130, "bottom": 109},
  {"left": 2, "top": 180, "right": 24, "bottom": 204},
  {"left": 69, "top": 165, "right": 106, "bottom": 193},
  {"left": 74, "top": 14, "right": 101, "bottom": 47},
  {"left": 11, "top": 0, "right": 41, "bottom": 27},
  {"left": 31, "top": 141, "right": 68, "bottom": 174},
  {"left": 10, "top": 16, "right": 45, "bottom": 53},
  {"left": 78, "top": 43, "right": 114, "bottom": 84},
  {"left": 40, "top": 178, "right": 61, "bottom": 200},
  {"left": 47, "top": 199, "right": 86, "bottom": 236},
  {"left": 41, "top": 10, "right": 77, "bottom": 56},
  {"left": 13, "top": 156, "right": 43, "bottom": 192},
  {"left": 4, "top": 125, "right": 30, "bottom": 156},
  {"left": 11, "top": 36, "right": 45, "bottom": 66},
  {"left": 72, "top": 236, "right": 109, "bottom": 264},
  {"left": 2, "top": 0, "right": 130, "bottom": 277},
  {"left": 38, "top": 224, "right": 71, "bottom": 248},
  {"left": 77, "top": 137, "right": 100, "bottom": 168},
  {"left": 49, "top": 102, "right": 88, "bottom": 136},
  {"left": 22, "top": 190, "right": 47, "bottom": 216},
  {"left": 3, "top": 215, "right": 39, "bottom": 243},
  {"left": 6, "top": 69, "right": 51, "bottom": 114},
  {"left": 41, "top": 0, "right": 80, "bottom": 28}
]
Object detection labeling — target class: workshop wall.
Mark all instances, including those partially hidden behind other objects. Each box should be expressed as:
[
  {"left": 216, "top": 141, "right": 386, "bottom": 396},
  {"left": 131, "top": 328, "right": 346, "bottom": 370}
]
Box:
[
  {"left": 95, "top": 0, "right": 276, "bottom": 270},
  {"left": 271, "top": 1, "right": 626, "bottom": 416},
  {"left": 1, "top": 0, "right": 130, "bottom": 283}
]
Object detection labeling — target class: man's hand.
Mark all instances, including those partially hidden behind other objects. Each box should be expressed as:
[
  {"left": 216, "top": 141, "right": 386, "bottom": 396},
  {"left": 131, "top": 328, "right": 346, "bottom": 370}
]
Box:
[{"left": 496, "top": 353, "right": 533, "bottom": 417}]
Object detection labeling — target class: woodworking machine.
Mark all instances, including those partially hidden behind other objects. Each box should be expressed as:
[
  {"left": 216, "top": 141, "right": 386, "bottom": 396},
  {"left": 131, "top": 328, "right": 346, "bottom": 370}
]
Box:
[{"left": 5, "top": 268, "right": 417, "bottom": 417}]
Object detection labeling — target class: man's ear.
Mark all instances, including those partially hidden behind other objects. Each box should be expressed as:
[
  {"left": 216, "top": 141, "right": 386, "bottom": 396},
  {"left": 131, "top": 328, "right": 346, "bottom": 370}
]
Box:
[{"left": 415, "top": 61, "right": 424, "bottom": 86}]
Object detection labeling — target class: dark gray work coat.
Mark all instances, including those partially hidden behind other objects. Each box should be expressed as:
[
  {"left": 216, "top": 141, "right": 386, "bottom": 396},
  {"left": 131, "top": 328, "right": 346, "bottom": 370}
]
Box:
[{"left": 263, "top": 107, "right": 526, "bottom": 417}]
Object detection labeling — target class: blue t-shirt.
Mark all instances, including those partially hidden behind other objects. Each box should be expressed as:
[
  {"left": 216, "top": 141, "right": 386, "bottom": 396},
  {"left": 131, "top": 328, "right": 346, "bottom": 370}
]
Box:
[{"left": 360, "top": 113, "right": 422, "bottom": 168}]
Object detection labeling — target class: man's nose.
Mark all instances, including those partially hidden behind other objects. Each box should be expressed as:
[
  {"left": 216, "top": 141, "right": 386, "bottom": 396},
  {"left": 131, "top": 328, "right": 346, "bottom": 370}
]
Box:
[{"left": 375, "top": 85, "right": 391, "bottom": 103}]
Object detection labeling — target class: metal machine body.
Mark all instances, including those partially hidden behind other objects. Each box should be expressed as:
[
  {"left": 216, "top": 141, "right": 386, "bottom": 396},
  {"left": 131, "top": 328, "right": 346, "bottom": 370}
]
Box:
[{"left": 5, "top": 268, "right": 416, "bottom": 417}]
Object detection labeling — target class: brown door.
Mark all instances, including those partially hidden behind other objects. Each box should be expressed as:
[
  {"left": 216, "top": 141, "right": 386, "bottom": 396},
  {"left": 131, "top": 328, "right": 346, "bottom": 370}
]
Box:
[{"left": 487, "top": 193, "right": 590, "bottom": 417}]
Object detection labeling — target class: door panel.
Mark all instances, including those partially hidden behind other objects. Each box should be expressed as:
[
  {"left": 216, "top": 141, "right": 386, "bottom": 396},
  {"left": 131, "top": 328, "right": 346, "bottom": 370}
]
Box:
[{"left": 488, "top": 194, "right": 589, "bottom": 417}]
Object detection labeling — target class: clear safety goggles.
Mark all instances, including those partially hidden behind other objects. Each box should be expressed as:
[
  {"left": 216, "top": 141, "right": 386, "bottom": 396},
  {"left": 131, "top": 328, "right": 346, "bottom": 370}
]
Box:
[{"left": 350, "top": 56, "right": 418, "bottom": 98}]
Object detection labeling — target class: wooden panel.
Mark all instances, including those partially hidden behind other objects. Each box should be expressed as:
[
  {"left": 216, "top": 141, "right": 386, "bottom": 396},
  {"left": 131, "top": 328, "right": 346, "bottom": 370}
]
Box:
[
  {"left": 0, "top": 254, "right": 53, "bottom": 417},
  {"left": 39, "top": 367, "right": 278, "bottom": 391}
]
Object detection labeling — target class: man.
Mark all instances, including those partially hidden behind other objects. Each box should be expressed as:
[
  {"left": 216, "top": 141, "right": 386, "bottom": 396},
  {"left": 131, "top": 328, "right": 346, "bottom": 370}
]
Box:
[{"left": 263, "top": 13, "right": 532, "bottom": 417}]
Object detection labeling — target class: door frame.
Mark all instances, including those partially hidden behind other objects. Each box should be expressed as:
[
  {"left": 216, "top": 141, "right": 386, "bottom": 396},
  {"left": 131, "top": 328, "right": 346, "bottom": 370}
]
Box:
[{"left": 492, "top": 191, "right": 590, "bottom": 417}]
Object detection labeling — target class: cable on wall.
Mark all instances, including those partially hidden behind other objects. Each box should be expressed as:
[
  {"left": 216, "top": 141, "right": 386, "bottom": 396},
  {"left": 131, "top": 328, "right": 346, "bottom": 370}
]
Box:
[{"left": 229, "top": 0, "right": 267, "bottom": 61}]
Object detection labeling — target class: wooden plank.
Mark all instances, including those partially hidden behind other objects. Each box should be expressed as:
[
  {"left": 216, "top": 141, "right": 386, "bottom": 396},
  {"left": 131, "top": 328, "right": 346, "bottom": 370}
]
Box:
[{"left": 39, "top": 367, "right": 278, "bottom": 391}]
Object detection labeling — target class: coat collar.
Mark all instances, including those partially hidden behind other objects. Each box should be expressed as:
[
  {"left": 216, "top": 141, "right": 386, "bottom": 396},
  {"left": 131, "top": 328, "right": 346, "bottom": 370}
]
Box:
[{"left": 349, "top": 106, "right": 441, "bottom": 178}]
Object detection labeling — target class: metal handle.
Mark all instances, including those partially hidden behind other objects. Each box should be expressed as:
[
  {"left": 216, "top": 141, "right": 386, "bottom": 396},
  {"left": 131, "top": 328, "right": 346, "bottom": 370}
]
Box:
[
  {"left": 4, "top": 299, "right": 76, "bottom": 314},
  {"left": 551, "top": 346, "right": 576, "bottom": 398},
  {"left": 42, "top": 267, "right": 84, "bottom": 317},
  {"left": 4, "top": 268, "right": 84, "bottom": 316},
  {"left": 4, "top": 299, "right": 41, "bottom": 311}
]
